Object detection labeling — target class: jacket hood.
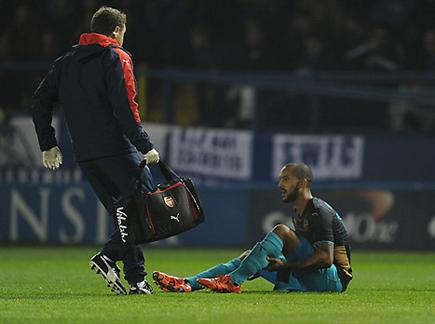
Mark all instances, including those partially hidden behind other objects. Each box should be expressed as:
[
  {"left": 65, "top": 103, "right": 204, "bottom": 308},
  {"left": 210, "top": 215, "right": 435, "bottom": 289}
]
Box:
[
  {"left": 73, "top": 33, "right": 120, "bottom": 63},
  {"left": 79, "top": 33, "right": 120, "bottom": 47}
]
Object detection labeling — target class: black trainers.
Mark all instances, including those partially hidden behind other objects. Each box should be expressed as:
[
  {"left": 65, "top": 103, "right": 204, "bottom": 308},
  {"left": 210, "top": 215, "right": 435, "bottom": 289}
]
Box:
[
  {"left": 129, "top": 280, "right": 154, "bottom": 295},
  {"left": 90, "top": 253, "right": 127, "bottom": 295}
]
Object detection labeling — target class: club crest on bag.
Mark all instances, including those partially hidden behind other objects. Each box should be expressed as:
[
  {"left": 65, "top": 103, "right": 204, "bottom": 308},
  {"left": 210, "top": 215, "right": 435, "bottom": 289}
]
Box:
[{"left": 164, "top": 195, "right": 175, "bottom": 208}]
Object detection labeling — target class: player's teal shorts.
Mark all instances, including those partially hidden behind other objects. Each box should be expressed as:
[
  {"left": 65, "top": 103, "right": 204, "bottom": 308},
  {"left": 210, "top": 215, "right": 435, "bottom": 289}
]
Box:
[{"left": 260, "top": 236, "right": 343, "bottom": 292}]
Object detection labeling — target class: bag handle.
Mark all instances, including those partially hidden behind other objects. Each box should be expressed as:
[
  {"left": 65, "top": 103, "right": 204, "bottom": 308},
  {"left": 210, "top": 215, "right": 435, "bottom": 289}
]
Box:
[{"left": 139, "top": 159, "right": 181, "bottom": 182}]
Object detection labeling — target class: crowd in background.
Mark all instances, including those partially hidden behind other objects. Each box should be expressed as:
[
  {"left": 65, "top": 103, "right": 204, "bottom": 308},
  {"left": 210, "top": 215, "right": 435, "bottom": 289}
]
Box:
[
  {"left": 4, "top": 0, "right": 435, "bottom": 70},
  {"left": 1, "top": 0, "right": 435, "bottom": 131}
]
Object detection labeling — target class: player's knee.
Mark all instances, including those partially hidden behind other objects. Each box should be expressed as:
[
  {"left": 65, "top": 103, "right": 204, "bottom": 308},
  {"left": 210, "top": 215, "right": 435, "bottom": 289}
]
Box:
[
  {"left": 272, "top": 224, "right": 297, "bottom": 242},
  {"left": 272, "top": 224, "right": 289, "bottom": 237}
]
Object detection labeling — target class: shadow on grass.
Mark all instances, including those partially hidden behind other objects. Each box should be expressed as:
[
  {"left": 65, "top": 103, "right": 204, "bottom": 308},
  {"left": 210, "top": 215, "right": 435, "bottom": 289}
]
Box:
[
  {"left": 0, "top": 292, "right": 121, "bottom": 300},
  {"left": 352, "top": 287, "right": 435, "bottom": 292},
  {"left": 240, "top": 290, "right": 341, "bottom": 295},
  {"left": 195, "top": 287, "right": 435, "bottom": 295}
]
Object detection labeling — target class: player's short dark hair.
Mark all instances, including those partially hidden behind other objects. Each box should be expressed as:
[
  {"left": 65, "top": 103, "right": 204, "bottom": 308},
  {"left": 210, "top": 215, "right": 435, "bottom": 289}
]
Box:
[
  {"left": 90, "top": 6, "right": 126, "bottom": 35},
  {"left": 285, "top": 163, "right": 313, "bottom": 186}
]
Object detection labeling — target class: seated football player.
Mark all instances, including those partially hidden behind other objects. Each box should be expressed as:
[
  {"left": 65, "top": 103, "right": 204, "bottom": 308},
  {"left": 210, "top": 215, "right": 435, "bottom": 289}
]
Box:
[{"left": 153, "top": 163, "right": 352, "bottom": 293}]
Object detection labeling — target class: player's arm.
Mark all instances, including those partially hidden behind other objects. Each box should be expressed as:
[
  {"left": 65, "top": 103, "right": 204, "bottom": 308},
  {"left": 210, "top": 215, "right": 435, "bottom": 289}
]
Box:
[
  {"left": 293, "top": 207, "right": 335, "bottom": 270},
  {"left": 267, "top": 242, "right": 333, "bottom": 271},
  {"left": 288, "top": 241, "right": 334, "bottom": 270},
  {"left": 32, "top": 57, "right": 62, "bottom": 152}
]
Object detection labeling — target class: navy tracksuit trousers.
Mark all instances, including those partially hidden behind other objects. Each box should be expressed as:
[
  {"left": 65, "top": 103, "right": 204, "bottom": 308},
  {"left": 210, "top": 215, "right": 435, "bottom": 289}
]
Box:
[{"left": 79, "top": 152, "right": 153, "bottom": 285}]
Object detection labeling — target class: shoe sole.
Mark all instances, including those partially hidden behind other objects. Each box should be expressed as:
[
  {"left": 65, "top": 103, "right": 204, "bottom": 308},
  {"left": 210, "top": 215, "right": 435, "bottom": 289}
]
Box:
[
  {"left": 152, "top": 272, "right": 189, "bottom": 293},
  {"left": 90, "top": 260, "right": 127, "bottom": 295}
]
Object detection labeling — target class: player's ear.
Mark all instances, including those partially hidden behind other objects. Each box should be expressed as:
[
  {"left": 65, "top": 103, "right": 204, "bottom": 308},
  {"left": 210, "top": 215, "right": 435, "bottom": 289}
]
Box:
[{"left": 112, "top": 26, "right": 121, "bottom": 37}]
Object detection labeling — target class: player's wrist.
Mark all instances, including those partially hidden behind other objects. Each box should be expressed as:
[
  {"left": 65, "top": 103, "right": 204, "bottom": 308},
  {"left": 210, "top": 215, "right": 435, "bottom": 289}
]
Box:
[{"left": 287, "top": 261, "right": 302, "bottom": 270}]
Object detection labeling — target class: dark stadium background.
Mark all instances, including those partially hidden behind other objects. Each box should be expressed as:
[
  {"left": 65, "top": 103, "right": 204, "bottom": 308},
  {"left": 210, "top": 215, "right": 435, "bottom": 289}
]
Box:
[{"left": 1, "top": 0, "right": 435, "bottom": 251}]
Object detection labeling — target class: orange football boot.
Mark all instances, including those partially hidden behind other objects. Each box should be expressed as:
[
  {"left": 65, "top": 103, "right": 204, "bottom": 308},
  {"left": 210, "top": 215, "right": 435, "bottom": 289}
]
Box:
[
  {"left": 153, "top": 271, "right": 192, "bottom": 292},
  {"left": 197, "top": 274, "right": 241, "bottom": 293}
]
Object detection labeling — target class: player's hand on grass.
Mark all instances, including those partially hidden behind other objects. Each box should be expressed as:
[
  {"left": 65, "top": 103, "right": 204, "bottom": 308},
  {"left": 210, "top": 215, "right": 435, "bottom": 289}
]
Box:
[
  {"left": 144, "top": 148, "right": 159, "bottom": 164},
  {"left": 266, "top": 257, "right": 288, "bottom": 272},
  {"left": 42, "top": 146, "right": 63, "bottom": 170}
]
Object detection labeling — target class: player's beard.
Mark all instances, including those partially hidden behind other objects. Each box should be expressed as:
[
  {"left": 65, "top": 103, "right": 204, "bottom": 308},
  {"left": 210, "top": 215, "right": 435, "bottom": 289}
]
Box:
[{"left": 283, "top": 181, "right": 301, "bottom": 203}]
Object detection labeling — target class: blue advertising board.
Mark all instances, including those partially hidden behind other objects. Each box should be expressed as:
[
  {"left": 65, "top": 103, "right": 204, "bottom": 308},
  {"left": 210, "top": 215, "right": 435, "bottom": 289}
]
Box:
[
  {"left": 1, "top": 116, "right": 435, "bottom": 249},
  {"left": 1, "top": 182, "right": 434, "bottom": 250},
  {"left": 0, "top": 183, "right": 248, "bottom": 247}
]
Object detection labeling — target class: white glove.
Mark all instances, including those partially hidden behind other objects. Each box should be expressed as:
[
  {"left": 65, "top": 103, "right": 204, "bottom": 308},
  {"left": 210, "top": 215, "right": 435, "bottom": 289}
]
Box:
[
  {"left": 144, "top": 148, "right": 159, "bottom": 164},
  {"left": 42, "top": 146, "right": 63, "bottom": 170}
]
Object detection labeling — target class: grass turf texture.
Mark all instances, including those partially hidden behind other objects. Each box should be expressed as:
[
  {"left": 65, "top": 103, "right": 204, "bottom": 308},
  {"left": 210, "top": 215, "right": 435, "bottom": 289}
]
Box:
[{"left": 0, "top": 247, "right": 434, "bottom": 323}]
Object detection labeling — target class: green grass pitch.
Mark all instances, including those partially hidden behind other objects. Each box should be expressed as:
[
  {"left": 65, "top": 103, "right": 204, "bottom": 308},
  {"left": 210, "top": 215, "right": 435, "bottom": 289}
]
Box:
[{"left": 0, "top": 247, "right": 434, "bottom": 323}]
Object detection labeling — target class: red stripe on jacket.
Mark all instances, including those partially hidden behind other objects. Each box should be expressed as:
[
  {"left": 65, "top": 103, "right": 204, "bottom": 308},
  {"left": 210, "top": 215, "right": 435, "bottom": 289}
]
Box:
[
  {"left": 113, "top": 48, "right": 141, "bottom": 123},
  {"left": 79, "top": 33, "right": 141, "bottom": 123}
]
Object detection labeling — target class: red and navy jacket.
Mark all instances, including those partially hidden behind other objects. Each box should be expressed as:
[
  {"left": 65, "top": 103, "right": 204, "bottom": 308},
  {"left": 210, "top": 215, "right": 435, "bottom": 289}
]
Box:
[{"left": 32, "top": 33, "right": 153, "bottom": 161}]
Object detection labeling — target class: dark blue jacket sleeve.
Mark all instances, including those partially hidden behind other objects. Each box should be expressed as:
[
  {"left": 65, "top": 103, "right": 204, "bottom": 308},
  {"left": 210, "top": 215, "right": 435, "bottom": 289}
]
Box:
[
  {"left": 104, "top": 50, "right": 153, "bottom": 154},
  {"left": 31, "top": 57, "right": 62, "bottom": 151}
]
